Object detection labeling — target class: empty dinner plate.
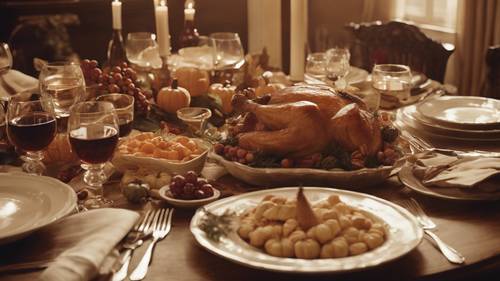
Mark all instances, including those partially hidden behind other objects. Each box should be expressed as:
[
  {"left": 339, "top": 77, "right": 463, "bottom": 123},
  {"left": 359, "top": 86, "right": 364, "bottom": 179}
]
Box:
[
  {"left": 416, "top": 96, "right": 500, "bottom": 130},
  {"left": 0, "top": 173, "right": 77, "bottom": 245}
]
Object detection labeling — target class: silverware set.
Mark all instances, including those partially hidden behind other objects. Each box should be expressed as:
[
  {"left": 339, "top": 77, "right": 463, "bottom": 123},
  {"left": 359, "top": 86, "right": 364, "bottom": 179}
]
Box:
[
  {"left": 399, "top": 198, "right": 465, "bottom": 264},
  {"left": 113, "top": 208, "right": 174, "bottom": 281}
]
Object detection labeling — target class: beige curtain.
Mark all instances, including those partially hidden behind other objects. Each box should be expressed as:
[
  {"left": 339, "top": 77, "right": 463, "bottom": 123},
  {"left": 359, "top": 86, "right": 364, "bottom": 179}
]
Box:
[{"left": 456, "top": 0, "right": 500, "bottom": 96}]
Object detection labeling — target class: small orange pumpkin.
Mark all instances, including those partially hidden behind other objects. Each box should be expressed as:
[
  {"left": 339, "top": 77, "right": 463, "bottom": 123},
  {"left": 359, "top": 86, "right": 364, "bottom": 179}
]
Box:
[
  {"left": 175, "top": 67, "right": 210, "bottom": 97},
  {"left": 156, "top": 79, "right": 191, "bottom": 114},
  {"left": 209, "top": 82, "right": 236, "bottom": 114}
]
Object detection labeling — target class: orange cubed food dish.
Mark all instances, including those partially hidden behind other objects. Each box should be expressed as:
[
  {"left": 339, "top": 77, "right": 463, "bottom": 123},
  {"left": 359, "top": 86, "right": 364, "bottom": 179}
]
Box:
[{"left": 118, "top": 132, "right": 204, "bottom": 162}]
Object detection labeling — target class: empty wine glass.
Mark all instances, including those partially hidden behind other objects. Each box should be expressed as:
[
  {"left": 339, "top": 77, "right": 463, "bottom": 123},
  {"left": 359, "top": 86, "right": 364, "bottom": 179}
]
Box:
[
  {"left": 325, "top": 48, "right": 350, "bottom": 88},
  {"left": 68, "top": 101, "right": 119, "bottom": 208},
  {"left": 372, "top": 64, "right": 412, "bottom": 101},
  {"left": 0, "top": 43, "right": 13, "bottom": 75},
  {"left": 305, "top": 52, "right": 327, "bottom": 83},
  {"left": 6, "top": 94, "right": 57, "bottom": 175},
  {"left": 39, "top": 62, "right": 86, "bottom": 131},
  {"left": 126, "top": 32, "right": 161, "bottom": 69},
  {"left": 209, "top": 32, "right": 244, "bottom": 70},
  {"left": 96, "top": 94, "right": 134, "bottom": 137}
]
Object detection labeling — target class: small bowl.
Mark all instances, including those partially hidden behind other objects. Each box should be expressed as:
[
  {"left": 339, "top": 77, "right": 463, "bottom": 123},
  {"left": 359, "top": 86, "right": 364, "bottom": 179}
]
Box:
[{"left": 158, "top": 185, "right": 221, "bottom": 209}]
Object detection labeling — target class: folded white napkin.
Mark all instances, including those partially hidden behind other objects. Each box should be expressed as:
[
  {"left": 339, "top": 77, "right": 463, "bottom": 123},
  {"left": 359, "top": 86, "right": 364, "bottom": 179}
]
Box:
[
  {"left": 0, "top": 208, "right": 139, "bottom": 281},
  {"left": 412, "top": 151, "right": 500, "bottom": 188},
  {"left": 0, "top": 69, "right": 38, "bottom": 97}
]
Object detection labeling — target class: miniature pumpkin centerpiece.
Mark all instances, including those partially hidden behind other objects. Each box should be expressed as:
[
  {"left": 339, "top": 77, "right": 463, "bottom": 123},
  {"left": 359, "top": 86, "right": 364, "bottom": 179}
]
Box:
[
  {"left": 175, "top": 67, "right": 210, "bottom": 97},
  {"left": 156, "top": 79, "right": 191, "bottom": 114},
  {"left": 209, "top": 81, "right": 237, "bottom": 114}
]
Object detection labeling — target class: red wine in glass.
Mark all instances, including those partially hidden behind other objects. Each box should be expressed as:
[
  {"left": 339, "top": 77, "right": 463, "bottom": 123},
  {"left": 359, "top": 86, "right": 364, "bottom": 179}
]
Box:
[
  {"left": 69, "top": 125, "right": 118, "bottom": 164},
  {"left": 7, "top": 112, "right": 57, "bottom": 151},
  {"left": 118, "top": 118, "right": 133, "bottom": 137}
]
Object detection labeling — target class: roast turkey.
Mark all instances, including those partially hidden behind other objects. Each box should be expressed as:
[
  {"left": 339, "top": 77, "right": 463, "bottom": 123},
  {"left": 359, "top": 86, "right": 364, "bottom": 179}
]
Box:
[{"left": 232, "top": 85, "right": 383, "bottom": 157}]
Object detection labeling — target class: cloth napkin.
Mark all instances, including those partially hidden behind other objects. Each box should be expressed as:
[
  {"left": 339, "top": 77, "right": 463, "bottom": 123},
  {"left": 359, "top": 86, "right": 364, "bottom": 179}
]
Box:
[
  {"left": 0, "top": 69, "right": 38, "bottom": 98},
  {"left": 0, "top": 208, "right": 139, "bottom": 281},
  {"left": 411, "top": 151, "right": 500, "bottom": 188}
]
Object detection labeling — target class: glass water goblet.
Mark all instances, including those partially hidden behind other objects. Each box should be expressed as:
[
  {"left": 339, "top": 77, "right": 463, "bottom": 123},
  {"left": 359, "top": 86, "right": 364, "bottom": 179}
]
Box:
[
  {"left": 96, "top": 94, "right": 134, "bottom": 137},
  {"left": 209, "top": 32, "right": 245, "bottom": 70},
  {"left": 0, "top": 42, "right": 13, "bottom": 75},
  {"left": 6, "top": 95, "right": 57, "bottom": 174},
  {"left": 68, "top": 101, "right": 119, "bottom": 208},
  {"left": 305, "top": 52, "right": 327, "bottom": 83},
  {"left": 372, "top": 64, "right": 412, "bottom": 102},
  {"left": 325, "top": 47, "right": 351, "bottom": 88},
  {"left": 126, "top": 32, "right": 161, "bottom": 69},
  {"left": 39, "top": 61, "right": 86, "bottom": 131}
]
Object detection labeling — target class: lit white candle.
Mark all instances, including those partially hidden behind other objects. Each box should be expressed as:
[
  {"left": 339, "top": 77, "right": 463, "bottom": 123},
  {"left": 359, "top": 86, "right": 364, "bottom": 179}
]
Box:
[
  {"left": 184, "top": 2, "right": 195, "bottom": 21},
  {"left": 155, "top": 0, "right": 171, "bottom": 57},
  {"left": 112, "top": 0, "right": 122, "bottom": 30},
  {"left": 290, "top": 0, "right": 307, "bottom": 81}
]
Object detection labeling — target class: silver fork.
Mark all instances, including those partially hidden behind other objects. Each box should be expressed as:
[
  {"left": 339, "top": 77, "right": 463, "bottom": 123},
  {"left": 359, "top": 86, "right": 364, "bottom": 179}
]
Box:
[
  {"left": 129, "top": 208, "right": 174, "bottom": 281},
  {"left": 112, "top": 210, "right": 155, "bottom": 281},
  {"left": 401, "top": 198, "right": 465, "bottom": 264}
]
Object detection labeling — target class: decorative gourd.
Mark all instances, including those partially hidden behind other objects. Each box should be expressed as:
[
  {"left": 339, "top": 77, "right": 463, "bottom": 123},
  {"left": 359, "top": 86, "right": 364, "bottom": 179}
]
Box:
[
  {"left": 43, "top": 133, "right": 77, "bottom": 164},
  {"left": 175, "top": 67, "right": 210, "bottom": 97},
  {"left": 209, "top": 82, "right": 236, "bottom": 114},
  {"left": 255, "top": 75, "right": 285, "bottom": 97},
  {"left": 156, "top": 79, "right": 191, "bottom": 114}
]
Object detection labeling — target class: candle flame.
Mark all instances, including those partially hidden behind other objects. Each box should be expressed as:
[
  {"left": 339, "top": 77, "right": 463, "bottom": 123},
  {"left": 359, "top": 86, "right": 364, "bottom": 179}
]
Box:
[
  {"left": 185, "top": 0, "right": 195, "bottom": 9},
  {"left": 160, "top": 0, "right": 166, "bottom": 6}
]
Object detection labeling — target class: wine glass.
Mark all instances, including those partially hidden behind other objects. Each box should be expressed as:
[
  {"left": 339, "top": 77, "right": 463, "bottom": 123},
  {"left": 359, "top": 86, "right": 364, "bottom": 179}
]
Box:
[
  {"left": 96, "top": 94, "right": 134, "bottom": 137},
  {"left": 209, "top": 32, "right": 244, "bottom": 70},
  {"left": 39, "top": 61, "right": 86, "bottom": 131},
  {"left": 6, "top": 94, "right": 57, "bottom": 174},
  {"left": 372, "top": 64, "right": 412, "bottom": 102},
  {"left": 305, "top": 52, "right": 327, "bottom": 83},
  {"left": 325, "top": 47, "right": 350, "bottom": 88},
  {"left": 0, "top": 43, "right": 13, "bottom": 75},
  {"left": 126, "top": 32, "right": 161, "bottom": 69},
  {"left": 68, "top": 101, "right": 119, "bottom": 208}
]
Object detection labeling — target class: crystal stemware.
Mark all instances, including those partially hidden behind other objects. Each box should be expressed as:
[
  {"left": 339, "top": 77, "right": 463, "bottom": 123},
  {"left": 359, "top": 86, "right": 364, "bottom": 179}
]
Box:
[
  {"left": 6, "top": 94, "right": 57, "bottom": 174},
  {"left": 325, "top": 47, "right": 350, "bottom": 88},
  {"left": 0, "top": 42, "right": 13, "bottom": 75},
  {"left": 68, "top": 101, "right": 119, "bottom": 208},
  {"left": 39, "top": 61, "right": 86, "bottom": 131},
  {"left": 96, "top": 93, "right": 134, "bottom": 137}
]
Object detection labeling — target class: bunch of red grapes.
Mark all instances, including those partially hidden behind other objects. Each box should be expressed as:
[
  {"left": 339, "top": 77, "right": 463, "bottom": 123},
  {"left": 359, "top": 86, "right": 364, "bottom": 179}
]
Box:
[
  {"left": 80, "top": 59, "right": 151, "bottom": 115},
  {"left": 169, "top": 171, "right": 215, "bottom": 200}
]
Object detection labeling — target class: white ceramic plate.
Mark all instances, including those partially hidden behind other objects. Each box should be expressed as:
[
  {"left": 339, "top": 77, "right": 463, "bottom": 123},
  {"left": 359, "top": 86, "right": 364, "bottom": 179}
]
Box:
[
  {"left": 0, "top": 173, "right": 77, "bottom": 245},
  {"left": 209, "top": 152, "right": 399, "bottom": 188},
  {"left": 158, "top": 185, "right": 221, "bottom": 209},
  {"left": 190, "top": 187, "right": 423, "bottom": 273},
  {"left": 398, "top": 164, "right": 500, "bottom": 201},
  {"left": 416, "top": 96, "right": 500, "bottom": 130},
  {"left": 397, "top": 105, "right": 500, "bottom": 141}
]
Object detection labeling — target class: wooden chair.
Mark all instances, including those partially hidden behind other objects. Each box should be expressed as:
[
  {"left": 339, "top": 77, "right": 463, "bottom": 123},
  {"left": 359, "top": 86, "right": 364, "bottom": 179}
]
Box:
[
  {"left": 485, "top": 45, "right": 500, "bottom": 99},
  {"left": 346, "top": 21, "right": 455, "bottom": 83}
]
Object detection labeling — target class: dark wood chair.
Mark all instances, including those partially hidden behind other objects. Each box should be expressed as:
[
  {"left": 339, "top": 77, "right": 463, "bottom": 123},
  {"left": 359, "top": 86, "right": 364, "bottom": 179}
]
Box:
[
  {"left": 485, "top": 45, "right": 500, "bottom": 99},
  {"left": 346, "top": 21, "right": 455, "bottom": 83}
]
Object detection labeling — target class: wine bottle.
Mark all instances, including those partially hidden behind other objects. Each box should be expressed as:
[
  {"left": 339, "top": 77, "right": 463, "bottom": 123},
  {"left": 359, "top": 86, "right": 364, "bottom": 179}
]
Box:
[
  {"left": 179, "top": 1, "right": 200, "bottom": 48},
  {"left": 108, "top": 0, "right": 126, "bottom": 67},
  {"left": 107, "top": 29, "right": 127, "bottom": 67}
]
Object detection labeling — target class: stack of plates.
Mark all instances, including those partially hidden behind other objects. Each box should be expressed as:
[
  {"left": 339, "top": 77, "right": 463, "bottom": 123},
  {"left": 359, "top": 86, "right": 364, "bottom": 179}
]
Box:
[{"left": 396, "top": 96, "right": 500, "bottom": 141}]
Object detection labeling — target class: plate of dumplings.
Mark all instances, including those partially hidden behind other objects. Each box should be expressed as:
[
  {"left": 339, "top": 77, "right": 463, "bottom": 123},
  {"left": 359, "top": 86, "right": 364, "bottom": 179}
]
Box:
[{"left": 190, "top": 187, "right": 423, "bottom": 273}]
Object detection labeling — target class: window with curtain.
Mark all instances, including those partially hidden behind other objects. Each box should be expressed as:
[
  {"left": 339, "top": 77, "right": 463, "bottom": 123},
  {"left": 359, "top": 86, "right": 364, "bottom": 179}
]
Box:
[{"left": 403, "top": 0, "right": 458, "bottom": 30}]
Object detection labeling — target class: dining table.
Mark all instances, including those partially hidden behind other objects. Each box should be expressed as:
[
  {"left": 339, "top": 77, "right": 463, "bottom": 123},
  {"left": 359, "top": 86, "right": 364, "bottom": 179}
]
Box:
[
  {"left": 1, "top": 163, "right": 499, "bottom": 281},
  {"left": 0, "top": 68, "right": 499, "bottom": 281}
]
